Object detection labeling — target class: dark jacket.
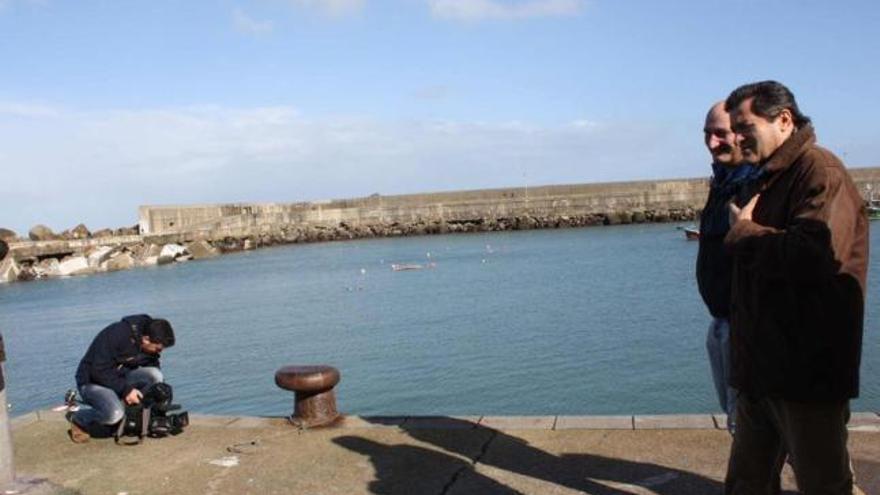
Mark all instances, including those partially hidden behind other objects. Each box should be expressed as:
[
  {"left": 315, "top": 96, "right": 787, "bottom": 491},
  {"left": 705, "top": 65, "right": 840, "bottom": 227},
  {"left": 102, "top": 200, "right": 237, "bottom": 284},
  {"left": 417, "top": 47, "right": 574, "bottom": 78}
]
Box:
[
  {"left": 724, "top": 125, "right": 869, "bottom": 401},
  {"left": 696, "top": 163, "right": 761, "bottom": 318},
  {"left": 75, "top": 314, "right": 161, "bottom": 397}
]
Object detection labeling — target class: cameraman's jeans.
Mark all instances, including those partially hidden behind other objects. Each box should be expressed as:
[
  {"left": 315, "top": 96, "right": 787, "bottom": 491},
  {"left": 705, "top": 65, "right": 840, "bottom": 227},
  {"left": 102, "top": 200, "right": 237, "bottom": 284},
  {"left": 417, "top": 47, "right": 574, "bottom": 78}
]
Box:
[{"left": 73, "top": 367, "right": 163, "bottom": 427}]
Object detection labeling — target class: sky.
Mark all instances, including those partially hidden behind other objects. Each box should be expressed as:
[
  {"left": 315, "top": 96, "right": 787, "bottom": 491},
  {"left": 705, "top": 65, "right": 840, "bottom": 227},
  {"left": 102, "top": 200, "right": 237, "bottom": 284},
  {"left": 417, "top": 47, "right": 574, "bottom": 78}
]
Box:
[{"left": 1, "top": 0, "right": 879, "bottom": 234}]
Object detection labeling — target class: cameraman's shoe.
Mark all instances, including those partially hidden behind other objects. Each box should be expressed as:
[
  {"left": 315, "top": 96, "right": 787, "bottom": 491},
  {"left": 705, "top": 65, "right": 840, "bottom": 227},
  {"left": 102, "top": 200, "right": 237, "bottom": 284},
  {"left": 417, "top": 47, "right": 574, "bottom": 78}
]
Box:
[
  {"left": 66, "top": 413, "right": 90, "bottom": 444},
  {"left": 64, "top": 389, "right": 78, "bottom": 408}
]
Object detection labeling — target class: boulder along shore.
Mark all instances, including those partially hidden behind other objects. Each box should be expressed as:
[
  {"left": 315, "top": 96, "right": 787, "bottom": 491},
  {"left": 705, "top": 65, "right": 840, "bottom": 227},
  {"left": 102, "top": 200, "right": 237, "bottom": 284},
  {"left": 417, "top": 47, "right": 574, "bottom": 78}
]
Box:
[{"left": 0, "top": 207, "right": 699, "bottom": 284}]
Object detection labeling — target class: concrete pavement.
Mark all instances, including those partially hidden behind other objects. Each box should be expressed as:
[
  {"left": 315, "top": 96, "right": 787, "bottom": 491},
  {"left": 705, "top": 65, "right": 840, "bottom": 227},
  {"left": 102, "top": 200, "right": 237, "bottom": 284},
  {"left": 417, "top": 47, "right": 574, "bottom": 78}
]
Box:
[{"left": 7, "top": 410, "right": 880, "bottom": 494}]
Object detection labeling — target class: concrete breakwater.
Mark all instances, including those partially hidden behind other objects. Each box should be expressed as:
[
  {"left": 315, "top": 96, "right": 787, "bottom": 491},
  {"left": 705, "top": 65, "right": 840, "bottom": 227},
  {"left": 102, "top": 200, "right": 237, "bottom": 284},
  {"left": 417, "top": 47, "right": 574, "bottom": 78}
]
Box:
[
  {"left": 3, "top": 169, "right": 879, "bottom": 284},
  {"left": 0, "top": 208, "right": 695, "bottom": 283},
  {"left": 138, "top": 176, "right": 713, "bottom": 236},
  {"left": 137, "top": 167, "right": 880, "bottom": 237}
]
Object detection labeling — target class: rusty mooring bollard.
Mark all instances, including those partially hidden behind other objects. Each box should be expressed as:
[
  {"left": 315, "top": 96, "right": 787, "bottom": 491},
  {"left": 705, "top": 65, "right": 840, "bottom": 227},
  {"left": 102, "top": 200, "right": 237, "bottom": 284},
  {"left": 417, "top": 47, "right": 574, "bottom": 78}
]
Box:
[{"left": 274, "top": 365, "right": 341, "bottom": 428}]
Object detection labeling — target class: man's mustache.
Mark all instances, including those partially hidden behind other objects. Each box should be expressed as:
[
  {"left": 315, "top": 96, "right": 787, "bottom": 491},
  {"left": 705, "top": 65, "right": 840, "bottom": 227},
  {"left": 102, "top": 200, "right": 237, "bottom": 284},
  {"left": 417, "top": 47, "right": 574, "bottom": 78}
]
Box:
[{"left": 713, "top": 144, "right": 734, "bottom": 155}]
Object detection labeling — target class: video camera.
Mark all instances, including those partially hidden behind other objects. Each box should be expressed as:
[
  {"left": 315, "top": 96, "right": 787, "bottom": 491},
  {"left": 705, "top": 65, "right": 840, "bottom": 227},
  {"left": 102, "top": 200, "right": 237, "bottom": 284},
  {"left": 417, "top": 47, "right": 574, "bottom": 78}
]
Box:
[{"left": 116, "top": 382, "right": 189, "bottom": 445}]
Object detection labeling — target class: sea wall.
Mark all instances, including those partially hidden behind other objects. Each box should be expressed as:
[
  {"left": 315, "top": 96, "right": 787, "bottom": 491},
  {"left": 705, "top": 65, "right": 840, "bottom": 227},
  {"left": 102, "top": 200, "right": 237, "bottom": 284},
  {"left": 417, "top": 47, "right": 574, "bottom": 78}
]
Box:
[
  {"left": 3, "top": 168, "right": 879, "bottom": 284},
  {"left": 139, "top": 168, "right": 880, "bottom": 238},
  {"left": 138, "top": 177, "right": 710, "bottom": 237}
]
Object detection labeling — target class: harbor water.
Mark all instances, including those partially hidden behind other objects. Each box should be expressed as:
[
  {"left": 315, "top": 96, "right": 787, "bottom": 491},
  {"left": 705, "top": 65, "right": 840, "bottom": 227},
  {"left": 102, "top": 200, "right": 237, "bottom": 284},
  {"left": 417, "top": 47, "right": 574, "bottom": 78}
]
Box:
[{"left": 1, "top": 223, "right": 878, "bottom": 417}]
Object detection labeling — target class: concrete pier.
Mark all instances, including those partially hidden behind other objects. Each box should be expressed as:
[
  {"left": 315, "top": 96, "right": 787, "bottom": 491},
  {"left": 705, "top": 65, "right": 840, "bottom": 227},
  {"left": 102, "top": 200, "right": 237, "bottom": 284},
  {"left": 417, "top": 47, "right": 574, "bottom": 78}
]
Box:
[
  {"left": 138, "top": 168, "right": 880, "bottom": 236},
  {"left": 9, "top": 409, "right": 880, "bottom": 494},
  {"left": 5, "top": 169, "right": 879, "bottom": 266}
]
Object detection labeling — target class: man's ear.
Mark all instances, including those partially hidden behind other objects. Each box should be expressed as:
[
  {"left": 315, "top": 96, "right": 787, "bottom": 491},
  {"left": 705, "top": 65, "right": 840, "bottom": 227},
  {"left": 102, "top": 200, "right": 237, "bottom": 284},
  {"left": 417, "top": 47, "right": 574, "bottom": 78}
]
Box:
[{"left": 777, "top": 108, "right": 794, "bottom": 131}]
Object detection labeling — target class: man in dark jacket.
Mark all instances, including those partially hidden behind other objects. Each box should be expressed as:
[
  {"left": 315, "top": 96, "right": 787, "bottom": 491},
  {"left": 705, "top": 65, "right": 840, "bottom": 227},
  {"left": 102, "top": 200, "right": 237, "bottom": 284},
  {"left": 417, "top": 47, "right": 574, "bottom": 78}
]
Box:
[
  {"left": 723, "top": 81, "right": 868, "bottom": 494},
  {"left": 697, "top": 101, "right": 760, "bottom": 433},
  {"left": 68, "top": 314, "right": 176, "bottom": 443}
]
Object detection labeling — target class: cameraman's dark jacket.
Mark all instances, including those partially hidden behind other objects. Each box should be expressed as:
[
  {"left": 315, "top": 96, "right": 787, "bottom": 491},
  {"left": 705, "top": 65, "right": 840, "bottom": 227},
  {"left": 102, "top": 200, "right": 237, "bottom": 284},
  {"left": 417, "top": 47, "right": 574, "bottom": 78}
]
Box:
[
  {"left": 696, "top": 162, "right": 762, "bottom": 318},
  {"left": 75, "top": 314, "right": 161, "bottom": 398},
  {"left": 724, "top": 126, "right": 868, "bottom": 402}
]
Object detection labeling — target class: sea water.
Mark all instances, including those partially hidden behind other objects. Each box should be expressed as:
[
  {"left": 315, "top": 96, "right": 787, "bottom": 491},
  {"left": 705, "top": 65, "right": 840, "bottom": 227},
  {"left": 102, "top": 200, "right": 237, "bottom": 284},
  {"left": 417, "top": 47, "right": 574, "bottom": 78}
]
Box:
[{"left": 1, "top": 223, "right": 877, "bottom": 417}]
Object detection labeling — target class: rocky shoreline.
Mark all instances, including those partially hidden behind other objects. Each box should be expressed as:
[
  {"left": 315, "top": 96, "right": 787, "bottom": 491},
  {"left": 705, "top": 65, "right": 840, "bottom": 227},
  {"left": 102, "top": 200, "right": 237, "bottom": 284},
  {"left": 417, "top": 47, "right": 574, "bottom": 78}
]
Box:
[{"left": 0, "top": 207, "right": 699, "bottom": 284}]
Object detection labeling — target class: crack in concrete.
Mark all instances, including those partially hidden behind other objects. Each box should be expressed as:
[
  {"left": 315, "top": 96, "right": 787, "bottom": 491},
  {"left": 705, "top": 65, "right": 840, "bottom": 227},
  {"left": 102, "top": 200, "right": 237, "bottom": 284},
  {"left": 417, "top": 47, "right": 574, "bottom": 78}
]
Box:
[{"left": 438, "top": 429, "right": 499, "bottom": 495}]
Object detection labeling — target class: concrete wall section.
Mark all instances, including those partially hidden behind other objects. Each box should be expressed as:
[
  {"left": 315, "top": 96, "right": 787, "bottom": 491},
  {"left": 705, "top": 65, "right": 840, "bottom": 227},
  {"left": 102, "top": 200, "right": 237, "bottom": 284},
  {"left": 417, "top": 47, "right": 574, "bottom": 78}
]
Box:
[
  {"left": 138, "top": 177, "right": 711, "bottom": 235},
  {"left": 138, "top": 167, "right": 880, "bottom": 236}
]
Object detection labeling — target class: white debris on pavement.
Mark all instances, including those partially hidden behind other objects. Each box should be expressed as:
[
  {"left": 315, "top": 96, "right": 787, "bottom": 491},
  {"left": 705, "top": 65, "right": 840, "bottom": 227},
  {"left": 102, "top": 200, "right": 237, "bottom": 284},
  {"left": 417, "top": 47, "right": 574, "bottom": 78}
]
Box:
[{"left": 209, "top": 456, "right": 240, "bottom": 468}]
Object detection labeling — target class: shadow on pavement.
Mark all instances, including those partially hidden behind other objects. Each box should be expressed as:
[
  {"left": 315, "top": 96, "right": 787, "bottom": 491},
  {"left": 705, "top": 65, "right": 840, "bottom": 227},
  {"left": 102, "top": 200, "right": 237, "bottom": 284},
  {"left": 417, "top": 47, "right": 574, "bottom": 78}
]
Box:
[
  {"left": 334, "top": 436, "right": 518, "bottom": 494},
  {"left": 334, "top": 416, "right": 729, "bottom": 494}
]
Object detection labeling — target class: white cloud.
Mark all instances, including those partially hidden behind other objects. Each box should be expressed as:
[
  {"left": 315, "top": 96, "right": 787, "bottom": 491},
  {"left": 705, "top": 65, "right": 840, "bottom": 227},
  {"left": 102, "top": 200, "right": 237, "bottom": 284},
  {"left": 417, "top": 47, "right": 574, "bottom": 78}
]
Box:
[
  {"left": 0, "top": 101, "right": 62, "bottom": 117},
  {"left": 233, "top": 8, "right": 274, "bottom": 35},
  {"left": 428, "top": 0, "right": 585, "bottom": 22},
  {"left": 0, "top": 102, "right": 704, "bottom": 234},
  {"left": 289, "top": 0, "right": 365, "bottom": 16},
  {"left": 570, "top": 119, "right": 600, "bottom": 130}
]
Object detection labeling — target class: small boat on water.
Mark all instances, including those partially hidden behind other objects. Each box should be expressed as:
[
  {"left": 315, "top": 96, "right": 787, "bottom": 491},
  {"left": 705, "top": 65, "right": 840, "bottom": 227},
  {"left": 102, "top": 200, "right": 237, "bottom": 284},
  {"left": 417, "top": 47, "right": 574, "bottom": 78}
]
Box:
[
  {"left": 391, "top": 263, "right": 423, "bottom": 271},
  {"left": 865, "top": 191, "right": 880, "bottom": 220},
  {"left": 683, "top": 226, "right": 700, "bottom": 240}
]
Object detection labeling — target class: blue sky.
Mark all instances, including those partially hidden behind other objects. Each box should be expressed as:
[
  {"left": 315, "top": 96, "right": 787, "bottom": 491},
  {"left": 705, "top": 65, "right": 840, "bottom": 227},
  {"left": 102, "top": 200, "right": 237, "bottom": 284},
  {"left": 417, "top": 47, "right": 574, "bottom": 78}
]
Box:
[{"left": 1, "top": 0, "right": 878, "bottom": 234}]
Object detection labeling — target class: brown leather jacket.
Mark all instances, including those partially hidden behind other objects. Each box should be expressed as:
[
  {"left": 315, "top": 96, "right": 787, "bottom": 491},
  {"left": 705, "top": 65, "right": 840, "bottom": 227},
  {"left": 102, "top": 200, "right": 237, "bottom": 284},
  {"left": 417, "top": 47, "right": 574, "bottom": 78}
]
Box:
[{"left": 724, "top": 125, "right": 869, "bottom": 401}]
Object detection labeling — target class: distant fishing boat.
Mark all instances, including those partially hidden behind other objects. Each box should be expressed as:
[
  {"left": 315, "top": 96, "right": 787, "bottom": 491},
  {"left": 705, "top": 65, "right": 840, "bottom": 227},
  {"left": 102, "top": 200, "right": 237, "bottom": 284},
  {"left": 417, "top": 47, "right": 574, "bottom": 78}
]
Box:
[
  {"left": 391, "top": 263, "right": 423, "bottom": 271},
  {"left": 683, "top": 226, "right": 700, "bottom": 240},
  {"left": 866, "top": 190, "right": 880, "bottom": 220}
]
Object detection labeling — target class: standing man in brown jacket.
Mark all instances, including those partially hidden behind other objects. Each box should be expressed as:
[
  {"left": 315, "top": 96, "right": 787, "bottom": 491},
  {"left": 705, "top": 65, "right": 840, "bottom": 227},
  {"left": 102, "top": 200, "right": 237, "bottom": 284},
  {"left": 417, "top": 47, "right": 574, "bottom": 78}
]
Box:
[{"left": 723, "top": 81, "right": 868, "bottom": 494}]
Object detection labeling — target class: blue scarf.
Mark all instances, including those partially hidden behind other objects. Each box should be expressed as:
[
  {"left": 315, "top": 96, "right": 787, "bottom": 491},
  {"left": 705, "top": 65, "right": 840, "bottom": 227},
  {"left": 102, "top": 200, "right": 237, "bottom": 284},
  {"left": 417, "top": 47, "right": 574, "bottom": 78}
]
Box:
[{"left": 701, "top": 162, "right": 764, "bottom": 237}]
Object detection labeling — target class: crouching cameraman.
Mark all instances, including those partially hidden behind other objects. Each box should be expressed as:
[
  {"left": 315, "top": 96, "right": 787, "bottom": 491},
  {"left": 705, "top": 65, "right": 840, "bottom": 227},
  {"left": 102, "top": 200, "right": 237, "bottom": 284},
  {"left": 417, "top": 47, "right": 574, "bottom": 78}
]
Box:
[{"left": 68, "top": 314, "right": 175, "bottom": 443}]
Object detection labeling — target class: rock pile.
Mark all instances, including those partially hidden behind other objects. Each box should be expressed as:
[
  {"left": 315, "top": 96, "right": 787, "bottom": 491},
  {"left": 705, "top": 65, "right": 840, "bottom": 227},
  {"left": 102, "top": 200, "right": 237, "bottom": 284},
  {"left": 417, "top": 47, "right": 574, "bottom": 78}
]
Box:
[
  {"left": 199, "top": 208, "right": 698, "bottom": 252},
  {"left": 28, "top": 224, "right": 59, "bottom": 241},
  {"left": 0, "top": 208, "right": 698, "bottom": 284},
  {"left": 0, "top": 228, "right": 17, "bottom": 243},
  {"left": 3, "top": 239, "right": 220, "bottom": 283},
  {"left": 17, "top": 224, "right": 139, "bottom": 242}
]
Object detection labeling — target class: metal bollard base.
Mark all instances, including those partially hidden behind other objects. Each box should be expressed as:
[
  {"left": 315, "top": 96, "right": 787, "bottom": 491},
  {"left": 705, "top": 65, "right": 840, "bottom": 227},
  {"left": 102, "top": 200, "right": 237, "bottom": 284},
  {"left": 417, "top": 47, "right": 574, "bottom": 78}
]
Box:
[{"left": 289, "top": 389, "right": 340, "bottom": 429}]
